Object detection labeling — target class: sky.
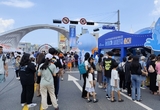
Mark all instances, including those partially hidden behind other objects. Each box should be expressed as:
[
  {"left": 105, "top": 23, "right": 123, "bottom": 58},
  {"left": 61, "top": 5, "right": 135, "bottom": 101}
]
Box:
[{"left": 0, "top": 0, "right": 160, "bottom": 47}]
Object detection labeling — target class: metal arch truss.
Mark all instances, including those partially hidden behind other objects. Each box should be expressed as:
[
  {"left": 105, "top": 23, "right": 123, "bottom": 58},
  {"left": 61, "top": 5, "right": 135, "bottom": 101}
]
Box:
[{"left": 0, "top": 24, "right": 69, "bottom": 48}]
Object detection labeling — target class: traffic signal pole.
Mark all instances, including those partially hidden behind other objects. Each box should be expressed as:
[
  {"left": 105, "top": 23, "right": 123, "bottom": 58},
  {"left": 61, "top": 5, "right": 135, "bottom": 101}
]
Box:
[{"left": 117, "top": 10, "right": 120, "bottom": 31}]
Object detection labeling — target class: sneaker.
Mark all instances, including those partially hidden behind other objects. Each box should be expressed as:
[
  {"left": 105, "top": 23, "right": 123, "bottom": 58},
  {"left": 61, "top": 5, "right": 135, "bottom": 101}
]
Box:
[
  {"left": 106, "top": 94, "right": 110, "bottom": 100},
  {"left": 98, "top": 85, "right": 103, "bottom": 88},
  {"left": 27, "top": 103, "right": 37, "bottom": 108},
  {"left": 21, "top": 103, "right": 26, "bottom": 107},
  {"left": 55, "top": 107, "right": 59, "bottom": 110},
  {"left": 93, "top": 99, "right": 98, "bottom": 103},
  {"left": 16, "top": 77, "right": 20, "bottom": 80}
]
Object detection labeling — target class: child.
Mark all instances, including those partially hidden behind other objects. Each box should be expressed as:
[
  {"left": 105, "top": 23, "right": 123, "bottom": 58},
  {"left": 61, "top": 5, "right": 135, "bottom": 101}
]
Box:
[
  {"left": 111, "top": 62, "right": 124, "bottom": 102},
  {"left": 85, "top": 67, "right": 98, "bottom": 103},
  {"left": 67, "top": 56, "right": 72, "bottom": 71}
]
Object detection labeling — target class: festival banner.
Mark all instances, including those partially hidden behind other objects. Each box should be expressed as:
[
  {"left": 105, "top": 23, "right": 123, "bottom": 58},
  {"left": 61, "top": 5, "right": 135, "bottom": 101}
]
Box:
[{"left": 69, "top": 25, "right": 76, "bottom": 47}]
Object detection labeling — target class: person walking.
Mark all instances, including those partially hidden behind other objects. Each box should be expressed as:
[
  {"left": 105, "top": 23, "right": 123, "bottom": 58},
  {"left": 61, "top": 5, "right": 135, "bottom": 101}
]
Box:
[{"left": 0, "top": 46, "right": 8, "bottom": 83}]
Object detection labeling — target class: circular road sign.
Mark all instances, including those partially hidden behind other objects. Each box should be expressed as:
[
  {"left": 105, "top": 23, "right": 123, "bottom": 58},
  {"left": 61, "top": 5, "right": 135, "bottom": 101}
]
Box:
[
  {"left": 62, "top": 17, "right": 69, "bottom": 24},
  {"left": 80, "top": 18, "right": 87, "bottom": 25}
]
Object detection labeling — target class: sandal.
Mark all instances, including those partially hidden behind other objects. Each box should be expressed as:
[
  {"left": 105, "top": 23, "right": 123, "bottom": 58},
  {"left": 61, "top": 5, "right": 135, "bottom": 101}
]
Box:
[
  {"left": 118, "top": 99, "right": 124, "bottom": 102},
  {"left": 111, "top": 99, "right": 116, "bottom": 102}
]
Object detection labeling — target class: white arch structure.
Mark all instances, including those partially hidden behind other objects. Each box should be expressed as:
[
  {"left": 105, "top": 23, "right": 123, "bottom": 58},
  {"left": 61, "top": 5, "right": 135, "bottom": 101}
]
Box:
[{"left": 0, "top": 24, "right": 69, "bottom": 49}]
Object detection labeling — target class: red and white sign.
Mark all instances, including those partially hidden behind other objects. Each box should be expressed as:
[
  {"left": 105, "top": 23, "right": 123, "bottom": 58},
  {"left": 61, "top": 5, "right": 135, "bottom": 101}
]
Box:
[
  {"left": 62, "top": 17, "right": 69, "bottom": 24},
  {"left": 80, "top": 18, "right": 87, "bottom": 25}
]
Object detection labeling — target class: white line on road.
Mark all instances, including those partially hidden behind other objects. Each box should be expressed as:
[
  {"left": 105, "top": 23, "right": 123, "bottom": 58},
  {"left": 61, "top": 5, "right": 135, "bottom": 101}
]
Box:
[
  {"left": 120, "top": 92, "right": 153, "bottom": 110},
  {"left": 68, "top": 74, "right": 153, "bottom": 110},
  {"left": 68, "top": 74, "right": 82, "bottom": 91}
]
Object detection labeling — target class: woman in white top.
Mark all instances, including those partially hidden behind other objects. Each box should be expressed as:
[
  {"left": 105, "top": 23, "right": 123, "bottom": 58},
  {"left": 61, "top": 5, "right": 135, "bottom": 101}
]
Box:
[
  {"left": 85, "top": 67, "right": 98, "bottom": 103},
  {"left": 38, "top": 53, "right": 59, "bottom": 110},
  {"left": 82, "top": 52, "right": 90, "bottom": 99}
]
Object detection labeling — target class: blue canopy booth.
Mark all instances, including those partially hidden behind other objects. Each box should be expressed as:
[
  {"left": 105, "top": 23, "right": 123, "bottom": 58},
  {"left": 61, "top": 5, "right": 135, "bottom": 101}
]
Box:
[{"left": 98, "top": 31, "right": 152, "bottom": 62}]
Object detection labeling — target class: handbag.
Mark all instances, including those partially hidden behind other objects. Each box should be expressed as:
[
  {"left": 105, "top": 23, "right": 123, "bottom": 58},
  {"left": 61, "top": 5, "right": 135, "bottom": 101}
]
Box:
[{"left": 96, "top": 63, "right": 102, "bottom": 72}]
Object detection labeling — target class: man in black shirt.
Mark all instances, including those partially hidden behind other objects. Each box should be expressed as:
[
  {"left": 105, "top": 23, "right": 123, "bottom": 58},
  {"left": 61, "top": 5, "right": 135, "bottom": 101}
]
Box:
[
  {"left": 103, "top": 51, "right": 116, "bottom": 100},
  {"left": 52, "top": 50, "right": 63, "bottom": 101}
]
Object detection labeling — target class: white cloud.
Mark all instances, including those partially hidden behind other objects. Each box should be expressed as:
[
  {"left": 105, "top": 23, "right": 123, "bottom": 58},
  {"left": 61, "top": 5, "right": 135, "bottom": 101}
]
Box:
[
  {"left": 152, "top": 0, "right": 160, "bottom": 15},
  {"left": 0, "top": 0, "right": 34, "bottom": 8},
  {"left": 0, "top": 18, "right": 15, "bottom": 33}
]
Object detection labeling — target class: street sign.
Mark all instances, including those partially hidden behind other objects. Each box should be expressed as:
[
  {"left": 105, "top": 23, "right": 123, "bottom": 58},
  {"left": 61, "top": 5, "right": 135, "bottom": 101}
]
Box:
[
  {"left": 80, "top": 18, "right": 87, "bottom": 25},
  {"left": 62, "top": 17, "right": 69, "bottom": 24},
  {"left": 102, "top": 25, "right": 116, "bottom": 30}
]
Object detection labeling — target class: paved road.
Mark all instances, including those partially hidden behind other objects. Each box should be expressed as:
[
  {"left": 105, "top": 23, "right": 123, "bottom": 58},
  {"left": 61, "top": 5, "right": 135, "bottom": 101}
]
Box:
[{"left": 0, "top": 65, "right": 160, "bottom": 110}]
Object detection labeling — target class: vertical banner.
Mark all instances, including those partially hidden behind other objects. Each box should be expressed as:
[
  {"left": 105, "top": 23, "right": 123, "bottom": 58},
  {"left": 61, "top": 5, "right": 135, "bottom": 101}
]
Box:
[{"left": 69, "top": 25, "right": 76, "bottom": 47}]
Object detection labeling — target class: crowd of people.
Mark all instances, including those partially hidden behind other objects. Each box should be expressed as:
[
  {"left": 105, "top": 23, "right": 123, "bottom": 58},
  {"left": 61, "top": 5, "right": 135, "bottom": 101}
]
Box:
[
  {"left": 81, "top": 51, "right": 160, "bottom": 103},
  {"left": 1, "top": 45, "right": 160, "bottom": 109},
  {"left": 0, "top": 47, "right": 80, "bottom": 110}
]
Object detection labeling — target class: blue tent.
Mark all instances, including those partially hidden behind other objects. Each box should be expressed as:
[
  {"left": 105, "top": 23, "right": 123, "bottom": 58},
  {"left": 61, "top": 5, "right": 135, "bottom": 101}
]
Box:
[{"left": 98, "top": 31, "right": 152, "bottom": 61}]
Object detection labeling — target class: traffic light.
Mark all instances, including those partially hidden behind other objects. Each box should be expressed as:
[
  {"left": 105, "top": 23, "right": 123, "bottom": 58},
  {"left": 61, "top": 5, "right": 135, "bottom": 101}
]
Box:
[
  {"left": 93, "top": 28, "right": 99, "bottom": 32},
  {"left": 53, "top": 20, "right": 61, "bottom": 23},
  {"left": 70, "top": 21, "right": 78, "bottom": 24},
  {"left": 87, "top": 22, "right": 94, "bottom": 25}
]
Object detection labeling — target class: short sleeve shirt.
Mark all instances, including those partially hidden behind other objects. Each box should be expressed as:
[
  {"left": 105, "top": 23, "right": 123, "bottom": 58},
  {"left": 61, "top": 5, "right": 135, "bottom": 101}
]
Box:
[
  {"left": 111, "top": 69, "right": 119, "bottom": 86},
  {"left": 140, "top": 61, "right": 146, "bottom": 71},
  {"left": 38, "top": 63, "right": 57, "bottom": 86}
]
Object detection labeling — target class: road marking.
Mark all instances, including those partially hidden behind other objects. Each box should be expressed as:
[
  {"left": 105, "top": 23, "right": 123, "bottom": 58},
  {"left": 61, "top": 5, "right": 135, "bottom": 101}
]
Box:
[
  {"left": 22, "top": 105, "right": 28, "bottom": 110},
  {"left": 68, "top": 74, "right": 82, "bottom": 91},
  {"left": 68, "top": 74, "right": 153, "bottom": 110},
  {"left": 120, "top": 92, "right": 153, "bottom": 110},
  {"left": 40, "top": 104, "right": 43, "bottom": 110},
  {"left": 34, "top": 83, "right": 37, "bottom": 92}
]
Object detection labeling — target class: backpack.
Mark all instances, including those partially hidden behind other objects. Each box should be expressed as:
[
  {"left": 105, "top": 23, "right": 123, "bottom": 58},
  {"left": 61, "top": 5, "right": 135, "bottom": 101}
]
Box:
[
  {"left": 2, "top": 54, "right": 6, "bottom": 65},
  {"left": 148, "top": 65, "right": 155, "bottom": 73},
  {"left": 117, "top": 63, "right": 125, "bottom": 74},
  {"left": 78, "top": 63, "right": 87, "bottom": 75}
]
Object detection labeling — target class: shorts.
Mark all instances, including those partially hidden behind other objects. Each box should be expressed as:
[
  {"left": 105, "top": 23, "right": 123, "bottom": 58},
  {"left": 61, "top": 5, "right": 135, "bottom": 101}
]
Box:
[
  {"left": 0, "top": 74, "right": 5, "bottom": 83},
  {"left": 157, "top": 74, "right": 160, "bottom": 83},
  {"left": 112, "top": 86, "right": 120, "bottom": 92}
]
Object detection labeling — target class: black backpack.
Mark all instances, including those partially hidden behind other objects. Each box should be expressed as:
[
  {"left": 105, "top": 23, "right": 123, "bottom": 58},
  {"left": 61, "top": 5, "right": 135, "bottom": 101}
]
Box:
[{"left": 2, "top": 54, "right": 6, "bottom": 65}]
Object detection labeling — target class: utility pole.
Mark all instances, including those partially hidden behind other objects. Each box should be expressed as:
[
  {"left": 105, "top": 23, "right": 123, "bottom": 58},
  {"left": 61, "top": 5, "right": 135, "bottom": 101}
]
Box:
[{"left": 117, "top": 10, "right": 120, "bottom": 31}]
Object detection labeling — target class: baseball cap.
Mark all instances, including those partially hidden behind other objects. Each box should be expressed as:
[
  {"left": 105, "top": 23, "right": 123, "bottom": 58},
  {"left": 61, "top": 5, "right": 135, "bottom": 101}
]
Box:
[
  {"left": 141, "top": 56, "right": 145, "bottom": 60},
  {"left": 45, "top": 53, "right": 53, "bottom": 60}
]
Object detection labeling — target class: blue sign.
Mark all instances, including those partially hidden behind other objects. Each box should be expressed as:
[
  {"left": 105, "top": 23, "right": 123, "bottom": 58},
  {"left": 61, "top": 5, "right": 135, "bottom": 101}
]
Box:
[
  {"left": 69, "top": 25, "right": 76, "bottom": 47},
  {"left": 105, "top": 35, "right": 123, "bottom": 46},
  {"left": 98, "top": 31, "right": 152, "bottom": 49},
  {"left": 102, "top": 25, "right": 116, "bottom": 30}
]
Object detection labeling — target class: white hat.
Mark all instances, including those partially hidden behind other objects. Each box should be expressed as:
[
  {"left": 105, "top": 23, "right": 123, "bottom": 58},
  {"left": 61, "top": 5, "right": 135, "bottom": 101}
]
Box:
[
  {"left": 141, "top": 56, "right": 145, "bottom": 60},
  {"left": 45, "top": 53, "right": 53, "bottom": 60},
  {"left": 30, "top": 54, "right": 35, "bottom": 59}
]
